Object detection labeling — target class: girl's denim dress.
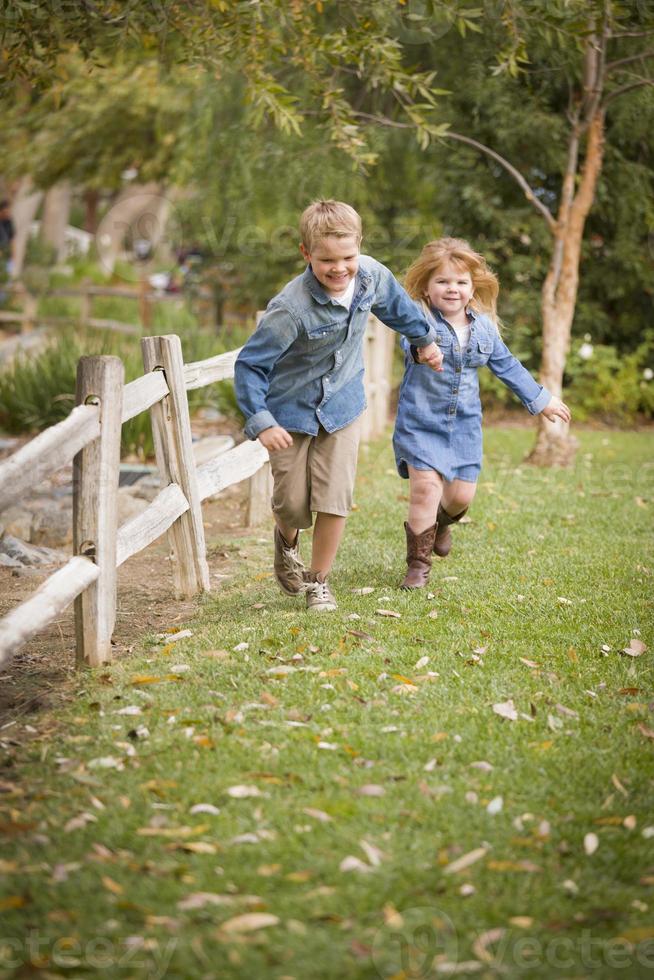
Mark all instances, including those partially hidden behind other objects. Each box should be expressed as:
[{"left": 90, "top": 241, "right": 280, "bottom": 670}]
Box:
[{"left": 393, "top": 308, "right": 551, "bottom": 483}]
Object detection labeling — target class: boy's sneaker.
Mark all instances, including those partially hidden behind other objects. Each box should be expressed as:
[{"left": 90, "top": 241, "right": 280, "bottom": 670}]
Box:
[
  {"left": 305, "top": 572, "right": 337, "bottom": 612},
  {"left": 273, "top": 527, "right": 306, "bottom": 596}
]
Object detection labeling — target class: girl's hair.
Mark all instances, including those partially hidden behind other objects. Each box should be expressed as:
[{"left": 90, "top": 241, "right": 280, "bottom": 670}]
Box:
[{"left": 404, "top": 237, "right": 500, "bottom": 327}]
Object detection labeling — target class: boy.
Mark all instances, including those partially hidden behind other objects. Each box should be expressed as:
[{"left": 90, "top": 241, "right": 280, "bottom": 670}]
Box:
[{"left": 234, "top": 200, "right": 442, "bottom": 612}]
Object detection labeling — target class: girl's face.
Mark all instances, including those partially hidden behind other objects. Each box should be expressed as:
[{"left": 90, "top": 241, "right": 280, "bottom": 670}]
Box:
[{"left": 426, "top": 260, "right": 473, "bottom": 321}]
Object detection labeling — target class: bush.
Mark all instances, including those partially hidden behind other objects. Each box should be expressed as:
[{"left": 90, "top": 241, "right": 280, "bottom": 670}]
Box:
[
  {"left": 563, "top": 333, "right": 654, "bottom": 422},
  {"left": 0, "top": 324, "right": 246, "bottom": 459}
]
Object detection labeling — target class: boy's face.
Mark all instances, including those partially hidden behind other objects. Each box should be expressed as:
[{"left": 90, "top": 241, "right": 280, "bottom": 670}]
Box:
[{"left": 300, "top": 235, "right": 360, "bottom": 296}]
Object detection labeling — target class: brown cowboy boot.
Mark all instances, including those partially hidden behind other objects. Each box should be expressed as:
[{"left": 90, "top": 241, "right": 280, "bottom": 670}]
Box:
[
  {"left": 400, "top": 521, "right": 437, "bottom": 589},
  {"left": 433, "top": 505, "right": 468, "bottom": 558}
]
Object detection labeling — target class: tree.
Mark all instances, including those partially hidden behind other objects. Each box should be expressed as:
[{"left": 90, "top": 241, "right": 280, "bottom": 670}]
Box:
[{"left": 350, "top": 0, "right": 654, "bottom": 464}]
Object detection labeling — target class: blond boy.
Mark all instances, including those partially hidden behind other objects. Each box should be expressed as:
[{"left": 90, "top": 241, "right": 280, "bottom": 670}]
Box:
[{"left": 234, "top": 200, "right": 442, "bottom": 611}]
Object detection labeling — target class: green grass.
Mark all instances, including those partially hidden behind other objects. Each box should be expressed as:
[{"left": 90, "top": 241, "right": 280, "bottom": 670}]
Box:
[{"left": 2, "top": 428, "right": 653, "bottom": 979}]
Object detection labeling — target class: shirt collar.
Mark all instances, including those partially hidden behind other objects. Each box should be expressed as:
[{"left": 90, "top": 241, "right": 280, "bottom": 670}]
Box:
[{"left": 302, "top": 264, "right": 372, "bottom": 306}]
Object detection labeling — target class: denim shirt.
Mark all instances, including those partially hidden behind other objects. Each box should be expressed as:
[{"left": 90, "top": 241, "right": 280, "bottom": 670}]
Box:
[
  {"left": 235, "top": 255, "right": 436, "bottom": 439},
  {"left": 393, "top": 307, "right": 551, "bottom": 482}
]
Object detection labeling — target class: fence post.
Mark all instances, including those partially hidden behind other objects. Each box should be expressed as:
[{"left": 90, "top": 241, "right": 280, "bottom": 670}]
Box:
[
  {"left": 141, "top": 334, "right": 210, "bottom": 597},
  {"left": 73, "top": 355, "right": 124, "bottom": 666},
  {"left": 247, "top": 462, "right": 273, "bottom": 526}
]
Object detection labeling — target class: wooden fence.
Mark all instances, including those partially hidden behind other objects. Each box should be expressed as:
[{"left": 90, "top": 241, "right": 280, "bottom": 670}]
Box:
[
  {"left": 0, "top": 281, "right": 211, "bottom": 335},
  {"left": 0, "top": 317, "right": 393, "bottom": 670}
]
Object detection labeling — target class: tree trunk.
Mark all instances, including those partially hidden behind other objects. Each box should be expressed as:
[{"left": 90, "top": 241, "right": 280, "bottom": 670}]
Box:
[
  {"left": 41, "top": 181, "right": 72, "bottom": 262},
  {"left": 10, "top": 176, "right": 44, "bottom": 279},
  {"left": 527, "top": 111, "right": 605, "bottom": 467},
  {"left": 84, "top": 188, "right": 99, "bottom": 233}
]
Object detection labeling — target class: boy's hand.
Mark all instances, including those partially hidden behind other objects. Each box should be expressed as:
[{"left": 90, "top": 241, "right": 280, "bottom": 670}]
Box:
[
  {"left": 541, "top": 396, "right": 571, "bottom": 424},
  {"left": 258, "top": 426, "right": 293, "bottom": 452},
  {"left": 417, "top": 342, "right": 444, "bottom": 371}
]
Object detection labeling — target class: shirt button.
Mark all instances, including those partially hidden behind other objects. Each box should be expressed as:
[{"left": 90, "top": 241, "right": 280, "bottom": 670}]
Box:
[
  {"left": 453, "top": 389, "right": 458, "bottom": 394},
  {"left": 456, "top": 367, "right": 461, "bottom": 373}
]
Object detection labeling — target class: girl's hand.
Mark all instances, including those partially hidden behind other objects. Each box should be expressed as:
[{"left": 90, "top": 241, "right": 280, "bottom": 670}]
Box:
[
  {"left": 541, "top": 396, "right": 571, "bottom": 424},
  {"left": 258, "top": 426, "right": 293, "bottom": 452},
  {"left": 417, "top": 342, "right": 444, "bottom": 372}
]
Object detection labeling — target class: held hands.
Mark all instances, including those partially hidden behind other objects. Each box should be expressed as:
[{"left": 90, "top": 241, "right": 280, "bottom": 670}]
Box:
[
  {"left": 417, "top": 342, "right": 444, "bottom": 372},
  {"left": 541, "top": 396, "right": 572, "bottom": 424},
  {"left": 258, "top": 425, "right": 293, "bottom": 452}
]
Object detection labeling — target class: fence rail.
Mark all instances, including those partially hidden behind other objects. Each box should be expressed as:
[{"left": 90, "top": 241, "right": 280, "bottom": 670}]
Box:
[{"left": 0, "top": 316, "right": 392, "bottom": 670}]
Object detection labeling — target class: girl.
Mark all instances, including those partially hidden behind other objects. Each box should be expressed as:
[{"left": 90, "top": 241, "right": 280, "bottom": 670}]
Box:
[{"left": 393, "top": 237, "right": 571, "bottom": 589}]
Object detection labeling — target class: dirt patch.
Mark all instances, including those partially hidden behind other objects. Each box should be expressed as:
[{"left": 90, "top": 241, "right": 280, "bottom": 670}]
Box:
[{"left": 0, "top": 482, "right": 257, "bottom": 727}]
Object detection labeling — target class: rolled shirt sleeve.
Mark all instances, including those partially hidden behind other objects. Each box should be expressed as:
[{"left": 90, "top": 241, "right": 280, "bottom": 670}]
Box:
[{"left": 234, "top": 304, "right": 300, "bottom": 439}]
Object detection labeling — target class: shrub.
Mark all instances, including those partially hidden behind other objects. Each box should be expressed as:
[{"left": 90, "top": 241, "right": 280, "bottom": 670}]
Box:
[{"left": 0, "top": 325, "right": 246, "bottom": 459}]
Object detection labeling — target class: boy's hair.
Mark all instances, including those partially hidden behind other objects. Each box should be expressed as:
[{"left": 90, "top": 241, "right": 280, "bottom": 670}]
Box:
[
  {"left": 404, "top": 237, "right": 500, "bottom": 327},
  {"left": 300, "top": 200, "right": 362, "bottom": 252}
]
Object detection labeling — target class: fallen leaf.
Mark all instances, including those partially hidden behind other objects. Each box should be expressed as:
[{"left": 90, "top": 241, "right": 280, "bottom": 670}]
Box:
[
  {"left": 486, "top": 796, "right": 503, "bottom": 815},
  {"left": 227, "top": 785, "right": 263, "bottom": 798},
  {"left": 357, "top": 784, "right": 386, "bottom": 797},
  {"left": 637, "top": 723, "right": 654, "bottom": 740},
  {"left": 622, "top": 639, "right": 647, "bottom": 658},
  {"left": 189, "top": 804, "right": 221, "bottom": 816},
  {"left": 611, "top": 774, "right": 629, "bottom": 797},
  {"left": 101, "top": 875, "right": 124, "bottom": 895},
  {"left": 360, "top": 840, "right": 384, "bottom": 866},
  {"left": 352, "top": 587, "right": 375, "bottom": 595},
  {"left": 472, "top": 927, "right": 506, "bottom": 963},
  {"left": 177, "top": 893, "right": 238, "bottom": 910},
  {"left": 340, "top": 855, "right": 374, "bottom": 873},
  {"left": 487, "top": 860, "right": 541, "bottom": 873},
  {"left": 509, "top": 917, "right": 534, "bottom": 929},
  {"left": 302, "top": 807, "right": 332, "bottom": 823},
  {"left": 493, "top": 700, "right": 518, "bottom": 722},
  {"left": 376, "top": 609, "right": 401, "bottom": 618},
  {"left": 443, "top": 847, "right": 488, "bottom": 875},
  {"left": 584, "top": 832, "right": 599, "bottom": 855},
  {"left": 0, "top": 895, "right": 28, "bottom": 911},
  {"left": 469, "top": 761, "right": 493, "bottom": 772}
]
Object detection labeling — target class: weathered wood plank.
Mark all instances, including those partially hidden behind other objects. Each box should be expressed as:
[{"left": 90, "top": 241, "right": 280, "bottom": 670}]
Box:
[
  {"left": 0, "top": 557, "right": 99, "bottom": 670},
  {"left": 197, "top": 439, "right": 269, "bottom": 502},
  {"left": 247, "top": 460, "right": 273, "bottom": 527},
  {"left": 142, "top": 334, "right": 210, "bottom": 597},
  {"left": 0, "top": 404, "right": 100, "bottom": 513},
  {"left": 183, "top": 348, "right": 242, "bottom": 390},
  {"left": 121, "top": 371, "right": 169, "bottom": 423},
  {"left": 73, "top": 355, "right": 124, "bottom": 666},
  {"left": 116, "top": 483, "right": 189, "bottom": 567}
]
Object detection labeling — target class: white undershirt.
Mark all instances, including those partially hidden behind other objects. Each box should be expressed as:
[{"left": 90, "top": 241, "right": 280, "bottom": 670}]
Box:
[
  {"left": 330, "top": 277, "right": 356, "bottom": 309},
  {"left": 452, "top": 321, "right": 471, "bottom": 349}
]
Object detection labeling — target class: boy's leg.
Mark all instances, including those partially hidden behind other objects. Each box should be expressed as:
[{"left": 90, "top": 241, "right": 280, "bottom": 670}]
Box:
[
  {"left": 269, "top": 434, "right": 313, "bottom": 596},
  {"left": 309, "top": 512, "right": 346, "bottom": 577},
  {"left": 304, "top": 420, "right": 361, "bottom": 611}
]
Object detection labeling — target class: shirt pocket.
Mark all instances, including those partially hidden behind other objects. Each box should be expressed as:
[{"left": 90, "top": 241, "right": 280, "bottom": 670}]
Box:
[
  {"left": 433, "top": 330, "right": 453, "bottom": 349},
  {"left": 304, "top": 319, "right": 343, "bottom": 349},
  {"left": 467, "top": 337, "right": 493, "bottom": 367}
]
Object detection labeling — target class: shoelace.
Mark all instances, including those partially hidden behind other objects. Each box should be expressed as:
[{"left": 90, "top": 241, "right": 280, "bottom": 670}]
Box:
[
  {"left": 282, "top": 545, "right": 305, "bottom": 573},
  {"left": 307, "top": 578, "right": 331, "bottom": 602}
]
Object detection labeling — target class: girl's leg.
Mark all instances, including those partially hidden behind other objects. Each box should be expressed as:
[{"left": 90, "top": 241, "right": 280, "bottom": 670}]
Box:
[
  {"left": 310, "top": 512, "right": 346, "bottom": 577},
  {"left": 407, "top": 466, "right": 443, "bottom": 532},
  {"left": 433, "top": 478, "right": 478, "bottom": 559},
  {"left": 440, "top": 478, "right": 477, "bottom": 516}
]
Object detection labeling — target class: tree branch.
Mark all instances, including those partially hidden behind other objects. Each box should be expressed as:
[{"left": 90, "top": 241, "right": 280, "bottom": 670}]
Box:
[
  {"left": 603, "top": 78, "right": 654, "bottom": 104},
  {"left": 440, "top": 132, "right": 557, "bottom": 229},
  {"left": 351, "top": 112, "right": 557, "bottom": 229},
  {"left": 606, "top": 50, "right": 654, "bottom": 73}
]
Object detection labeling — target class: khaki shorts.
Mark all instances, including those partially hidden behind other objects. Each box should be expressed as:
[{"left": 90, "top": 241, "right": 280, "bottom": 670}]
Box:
[{"left": 270, "top": 418, "right": 362, "bottom": 529}]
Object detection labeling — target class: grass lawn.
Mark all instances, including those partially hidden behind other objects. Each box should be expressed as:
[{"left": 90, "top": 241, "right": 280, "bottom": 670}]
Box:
[{"left": 1, "top": 426, "right": 653, "bottom": 979}]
